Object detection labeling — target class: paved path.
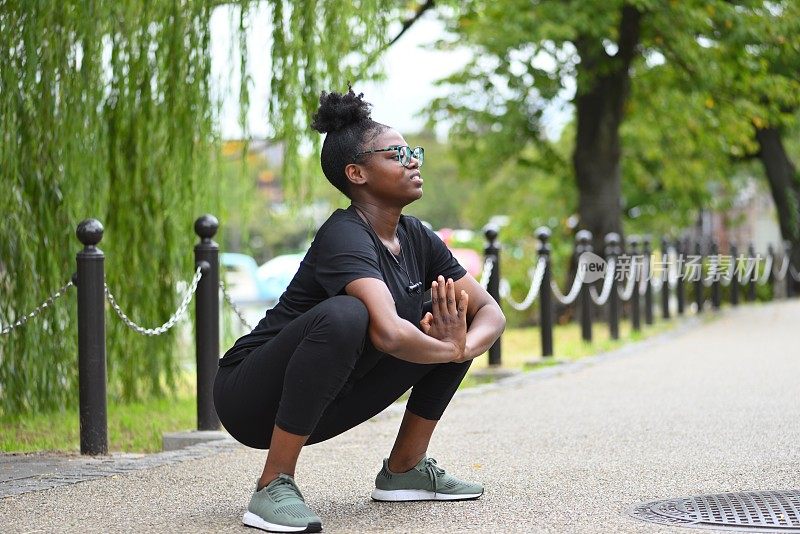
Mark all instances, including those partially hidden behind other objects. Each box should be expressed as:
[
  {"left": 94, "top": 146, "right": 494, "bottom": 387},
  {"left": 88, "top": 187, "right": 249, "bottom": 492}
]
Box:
[{"left": 2, "top": 300, "right": 799, "bottom": 533}]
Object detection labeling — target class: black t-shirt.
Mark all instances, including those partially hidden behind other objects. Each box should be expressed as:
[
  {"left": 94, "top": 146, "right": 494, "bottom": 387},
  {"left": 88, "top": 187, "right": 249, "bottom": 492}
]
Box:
[{"left": 218, "top": 205, "right": 467, "bottom": 367}]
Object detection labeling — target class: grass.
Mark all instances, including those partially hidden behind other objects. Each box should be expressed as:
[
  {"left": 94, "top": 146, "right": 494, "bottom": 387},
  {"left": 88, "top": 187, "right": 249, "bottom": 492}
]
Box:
[
  {"left": 1, "top": 371, "right": 198, "bottom": 454},
  {"left": 1, "top": 395, "right": 197, "bottom": 454},
  {"left": 1, "top": 316, "right": 683, "bottom": 454},
  {"left": 468, "top": 317, "right": 677, "bottom": 373}
]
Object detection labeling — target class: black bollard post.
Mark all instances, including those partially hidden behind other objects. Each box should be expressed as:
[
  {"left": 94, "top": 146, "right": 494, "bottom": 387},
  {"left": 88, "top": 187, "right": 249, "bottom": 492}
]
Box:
[
  {"left": 629, "top": 236, "right": 641, "bottom": 332},
  {"left": 536, "top": 227, "right": 554, "bottom": 358},
  {"left": 747, "top": 243, "right": 757, "bottom": 302},
  {"left": 605, "top": 233, "right": 621, "bottom": 340},
  {"left": 75, "top": 219, "right": 108, "bottom": 455},
  {"left": 643, "top": 235, "right": 654, "bottom": 325},
  {"left": 785, "top": 241, "right": 795, "bottom": 298},
  {"left": 194, "top": 215, "right": 221, "bottom": 431},
  {"left": 576, "top": 230, "right": 593, "bottom": 342},
  {"left": 767, "top": 244, "right": 776, "bottom": 300},
  {"left": 730, "top": 242, "right": 740, "bottom": 306},
  {"left": 710, "top": 240, "right": 721, "bottom": 310},
  {"left": 484, "top": 225, "right": 502, "bottom": 366},
  {"left": 660, "top": 237, "right": 671, "bottom": 319},
  {"left": 676, "top": 237, "right": 686, "bottom": 315},
  {"left": 694, "top": 240, "right": 704, "bottom": 313}
]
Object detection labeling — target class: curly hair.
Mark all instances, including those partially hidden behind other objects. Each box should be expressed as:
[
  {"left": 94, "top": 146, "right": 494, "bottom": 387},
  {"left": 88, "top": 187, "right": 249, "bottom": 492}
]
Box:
[{"left": 310, "top": 85, "right": 388, "bottom": 197}]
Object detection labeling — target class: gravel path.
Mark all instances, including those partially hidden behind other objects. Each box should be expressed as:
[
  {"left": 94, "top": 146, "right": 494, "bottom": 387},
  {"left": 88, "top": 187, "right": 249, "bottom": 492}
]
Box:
[{"left": 2, "top": 300, "right": 799, "bottom": 533}]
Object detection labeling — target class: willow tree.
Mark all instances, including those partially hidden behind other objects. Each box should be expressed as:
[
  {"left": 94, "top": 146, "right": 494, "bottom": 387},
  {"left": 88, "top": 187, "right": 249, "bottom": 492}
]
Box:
[{"left": 0, "top": 0, "right": 407, "bottom": 416}]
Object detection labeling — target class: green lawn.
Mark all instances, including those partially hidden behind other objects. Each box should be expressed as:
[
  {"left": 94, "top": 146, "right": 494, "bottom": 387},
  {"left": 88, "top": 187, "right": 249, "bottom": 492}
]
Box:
[
  {"left": 1, "top": 395, "right": 197, "bottom": 454},
  {"left": 468, "top": 317, "right": 677, "bottom": 372},
  {"left": 1, "top": 315, "right": 683, "bottom": 454}
]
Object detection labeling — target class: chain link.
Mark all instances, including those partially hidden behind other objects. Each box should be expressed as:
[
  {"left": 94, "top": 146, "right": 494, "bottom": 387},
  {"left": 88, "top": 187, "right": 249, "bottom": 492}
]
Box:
[
  {"left": 551, "top": 256, "right": 589, "bottom": 306},
  {"left": 617, "top": 261, "right": 639, "bottom": 301},
  {"left": 667, "top": 255, "right": 679, "bottom": 289},
  {"left": 219, "top": 280, "right": 255, "bottom": 331},
  {"left": 105, "top": 266, "right": 203, "bottom": 336},
  {"left": 772, "top": 253, "right": 790, "bottom": 282},
  {"left": 500, "top": 257, "right": 547, "bottom": 311},
  {"left": 757, "top": 254, "right": 773, "bottom": 285},
  {"left": 1, "top": 280, "right": 74, "bottom": 335},
  {"left": 702, "top": 256, "right": 719, "bottom": 287},
  {"left": 589, "top": 257, "right": 617, "bottom": 305},
  {"left": 479, "top": 256, "right": 494, "bottom": 290},
  {"left": 651, "top": 275, "right": 664, "bottom": 292}
]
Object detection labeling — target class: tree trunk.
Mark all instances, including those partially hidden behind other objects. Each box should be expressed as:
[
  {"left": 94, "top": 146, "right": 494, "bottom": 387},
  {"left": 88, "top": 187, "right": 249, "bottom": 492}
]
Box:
[
  {"left": 572, "top": 5, "right": 641, "bottom": 254},
  {"left": 755, "top": 126, "right": 800, "bottom": 286}
]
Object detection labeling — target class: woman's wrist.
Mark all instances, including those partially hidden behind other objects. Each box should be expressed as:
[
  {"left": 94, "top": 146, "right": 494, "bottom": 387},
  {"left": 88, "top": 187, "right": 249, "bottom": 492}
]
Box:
[{"left": 450, "top": 339, "right": 467, "bottom": 363}]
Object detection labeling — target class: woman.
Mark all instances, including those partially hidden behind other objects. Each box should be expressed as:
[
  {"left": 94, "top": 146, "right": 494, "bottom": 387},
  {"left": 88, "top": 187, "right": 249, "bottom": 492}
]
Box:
[{"left": 213, "top": 87, "right": 505, "bottom": 533}]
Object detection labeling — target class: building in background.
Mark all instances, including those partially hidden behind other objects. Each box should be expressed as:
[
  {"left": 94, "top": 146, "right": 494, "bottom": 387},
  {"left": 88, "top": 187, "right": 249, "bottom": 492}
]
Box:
[{"left": 690, "top": 178, "right": 782, "bottom": 254}]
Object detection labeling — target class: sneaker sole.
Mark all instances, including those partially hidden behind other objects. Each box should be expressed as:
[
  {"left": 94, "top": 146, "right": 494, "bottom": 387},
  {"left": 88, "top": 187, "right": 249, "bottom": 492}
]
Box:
[
  {"left": 371, "top": 488, "right": 483, "bottom": 502},
  {"left": 242, "top": 511, "right": 322, "bottom": 533}
]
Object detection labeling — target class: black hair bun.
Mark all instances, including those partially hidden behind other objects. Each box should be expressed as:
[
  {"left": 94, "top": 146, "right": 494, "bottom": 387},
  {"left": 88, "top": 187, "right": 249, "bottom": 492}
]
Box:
[{"left": 311, "top": 85, "right": 373, "bottom": 134}]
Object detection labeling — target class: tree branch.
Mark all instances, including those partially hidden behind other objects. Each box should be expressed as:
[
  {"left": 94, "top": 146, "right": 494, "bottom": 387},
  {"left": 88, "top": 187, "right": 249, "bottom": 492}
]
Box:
[
  {"left": 387, "top": 0, "right": 437, "bottom": 47},
  {"left": 352, "top": 0, "right": 437, "bottom": 81}
]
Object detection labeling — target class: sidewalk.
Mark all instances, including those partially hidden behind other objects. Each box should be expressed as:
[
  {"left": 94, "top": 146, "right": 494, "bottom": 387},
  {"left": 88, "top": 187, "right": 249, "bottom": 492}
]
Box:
[{"left": 2, "top": 300, "right": 799, "bottom": 533}]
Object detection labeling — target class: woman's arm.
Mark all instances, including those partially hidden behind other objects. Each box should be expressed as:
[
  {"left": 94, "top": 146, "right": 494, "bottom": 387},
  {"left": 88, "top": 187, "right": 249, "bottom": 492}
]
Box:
[
  {"left": 345, "top": 277, "right": 465, "bottom": 364},
  {"left": 453, "top": 273, "right": 506, "bottom": 362}
]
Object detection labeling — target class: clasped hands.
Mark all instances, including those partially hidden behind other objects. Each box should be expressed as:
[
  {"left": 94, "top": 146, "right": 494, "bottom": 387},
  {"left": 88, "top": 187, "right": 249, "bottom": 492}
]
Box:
[{"left": 419, "top": 275, "right": 469, "bottom": 363}]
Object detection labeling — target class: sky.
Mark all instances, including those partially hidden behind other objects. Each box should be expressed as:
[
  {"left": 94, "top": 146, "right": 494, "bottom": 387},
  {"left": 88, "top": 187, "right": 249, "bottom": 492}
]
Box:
[{"left": 209, "top": 5, "right": 571, "bottom": 142}]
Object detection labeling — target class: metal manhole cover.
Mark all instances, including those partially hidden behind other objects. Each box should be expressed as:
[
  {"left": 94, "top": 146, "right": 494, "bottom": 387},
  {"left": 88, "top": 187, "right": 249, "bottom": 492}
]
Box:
[{"left": 629, "top": 490, "right": 800, "bottom": 532}]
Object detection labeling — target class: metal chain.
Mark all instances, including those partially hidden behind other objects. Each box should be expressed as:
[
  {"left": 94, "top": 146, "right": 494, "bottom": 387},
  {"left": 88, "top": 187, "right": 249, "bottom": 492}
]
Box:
[
  {"left": 667, "top": 256, "right": 679, "bottom": 289},
  {"left": 1, "top": 280, "right": 74, "bottom": 335},
  {"left": 551, "top": 256, "right": 588, "bottom": 306},
  {"left": 479, "top": 256, "right": 494, "bottom": 290},
  {"left": 772, "top": 254, "right": 790, "bottom": 282},
  {"left": 219, "top": 280, "right": 255, "bottom": 331},
  {"left": 651, "top": 275, "right": 664, "bottom": 292},
  {"left": 791, "top": 265, "right": 800, "bottom": 282},
  {"left": 499, "top": 257, "right": 547, "bottom": 311},
  {"left": 702, "top": 256, "right": 719, "bottom": 288},
  {"left": 718, "top": 258, "right": 735, "bottom": 286},
  {"left": 589, "top": 257, "right": 617, "bottom": 305},
  {"left": 617, "top": 261, "right": 639, "bottom": 301},
  {"left": 757, "top": 254, "right": 773, "bottom": 285},
  {"left": 105, "top": 266, "right": 203, "bottom": 336}
]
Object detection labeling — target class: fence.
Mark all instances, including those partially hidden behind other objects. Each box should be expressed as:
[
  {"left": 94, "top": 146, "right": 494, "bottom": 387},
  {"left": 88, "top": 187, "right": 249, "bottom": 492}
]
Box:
[
  {"left": 2, "top": 216, "right": 798, "bottom": 455},
  {"left": 479, "top": 225, "right": 799, "bottom": 364}
]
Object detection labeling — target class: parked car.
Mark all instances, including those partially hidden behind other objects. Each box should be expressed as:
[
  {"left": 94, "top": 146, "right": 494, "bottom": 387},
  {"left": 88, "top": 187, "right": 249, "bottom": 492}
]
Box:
[
  {"left": 220, "top": 252, "right": 271, "bottom": 303},
  {"left": 434, "top": 228, "right": 483, "bottom": 278},
  {"left": 257, "top": 253, "right": 305, "bottom": 301},
  {"left": 450, "top": 248, "right": 483, "bottom": 278},
  {"left": 219, "top": 253, "right": 279, "bottom": 333}
]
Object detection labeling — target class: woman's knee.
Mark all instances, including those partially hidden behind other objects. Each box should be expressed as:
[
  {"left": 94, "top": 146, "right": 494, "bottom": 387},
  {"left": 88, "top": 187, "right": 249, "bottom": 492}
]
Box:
[{"left": 315, "top": 295, "right": 369, "bottom": 337}]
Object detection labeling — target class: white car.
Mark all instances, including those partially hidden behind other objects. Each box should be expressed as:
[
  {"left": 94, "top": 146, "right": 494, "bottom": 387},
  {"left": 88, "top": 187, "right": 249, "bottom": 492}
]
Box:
[{"left": 257, "top": 253, "right": 305, "bottom": 302}]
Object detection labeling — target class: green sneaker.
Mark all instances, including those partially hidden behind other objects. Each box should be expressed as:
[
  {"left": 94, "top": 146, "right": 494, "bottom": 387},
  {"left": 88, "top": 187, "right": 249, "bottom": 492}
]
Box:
[
  {"left": 371, "top": 456, "right": 484, "bottom": 502},
  {"left": 243, "top": 474, "right": 323, "bottom": 533}
]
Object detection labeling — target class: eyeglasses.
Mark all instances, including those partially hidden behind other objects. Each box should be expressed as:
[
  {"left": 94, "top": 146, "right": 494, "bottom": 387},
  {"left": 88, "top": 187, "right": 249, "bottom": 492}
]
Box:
[{"left": 354, "top": 145, "right": 424, "bottom": 168}]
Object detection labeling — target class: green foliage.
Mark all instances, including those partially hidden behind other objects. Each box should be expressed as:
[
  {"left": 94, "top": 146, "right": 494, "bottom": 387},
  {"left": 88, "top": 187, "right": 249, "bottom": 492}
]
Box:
[
  {"left": 0, "top": 0, "right": 399, "bottom": 417},
  {"left": 424, "top": 0, "right": 798, "bottom": 242},
  {"left": 620, "top": 63, "right": 741, "bottom": 236},
  {"left": 0, "top": 1, "right": 224, "bottom": 416},
  {"left": 262, "top": 0, "right": 403, "bottom": 198},
  {"left": 644, "top": 1, "right": 800, "bottom": 244},
  {"left": 402, "top": 131, "right": 477, "bottom": 229}
]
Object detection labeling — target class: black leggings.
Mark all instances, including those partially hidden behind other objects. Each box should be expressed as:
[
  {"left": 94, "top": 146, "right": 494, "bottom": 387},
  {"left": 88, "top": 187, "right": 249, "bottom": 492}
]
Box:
[{"left": 213, "top": 295, "right": 473, "bottom": 449}]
